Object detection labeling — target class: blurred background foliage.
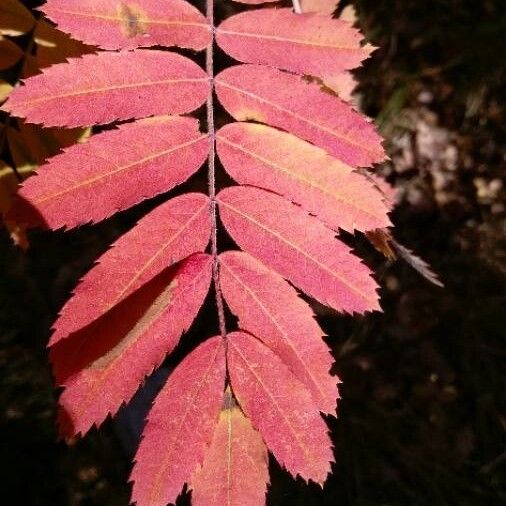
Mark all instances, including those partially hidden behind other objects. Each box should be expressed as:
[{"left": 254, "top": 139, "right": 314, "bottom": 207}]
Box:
[{"left": 0, "top": 0, "right": 505, "bottom": 504}]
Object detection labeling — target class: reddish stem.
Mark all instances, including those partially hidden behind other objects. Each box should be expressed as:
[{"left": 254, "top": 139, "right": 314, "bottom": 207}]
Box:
[{"left": 206, "top": 0, "right": 227, "bottom": 339}]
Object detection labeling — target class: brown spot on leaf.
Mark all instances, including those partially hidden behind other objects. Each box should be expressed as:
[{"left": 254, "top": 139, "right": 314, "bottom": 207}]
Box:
[{"left": 118, "top": 3, "right": 147, "bottom": 38}]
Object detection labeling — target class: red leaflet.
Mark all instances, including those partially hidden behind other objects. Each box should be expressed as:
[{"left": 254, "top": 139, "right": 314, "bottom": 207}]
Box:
[
  {"left": 227, "top": 331, "right": 333, "bottom": 484},
  {"left": 50, "top": 193, "right": 211, "bottom": 345},
  {"left": 215, "top": 64, "right": 384, "bottom": 168},
  {"left": 218, "top": 186, "right": 380, "bottom": 314},
  {"left": 3, "top": 50, "right": 209, "bottom": 127},
  {"left": 216, "top": 122, "right": 391, "bottom": 232},
  {"left": 8, "top": 116, "right": 209, "bottom": 229},
  {"left": 217, "top": 9, "right": 372, "bottom": 78},
  {"left": 191, "top": 397, "right": 269, "bottom": 506},
  {"left": 131, "top": 336, "right": 226, "bottom": 506},
  {"left": 220, "top": 251, "right": 339, "bottom": 414},
  {"left": 42, "top": 0, "right": 211, "bottom": 51},
  {"left": 52, "top": 254, "right": 212, "bottom": 437}
]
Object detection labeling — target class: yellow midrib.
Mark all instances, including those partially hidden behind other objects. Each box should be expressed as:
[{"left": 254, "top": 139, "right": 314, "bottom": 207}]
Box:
[
  {"left": 17, "top": 77, "right": 207, "bottom": 106},
  {"left": 218, "top": 28, "right": 364, "bottom": 51},
  {"left": 48, "top": 7, "right": 210, "bottom": 29}
]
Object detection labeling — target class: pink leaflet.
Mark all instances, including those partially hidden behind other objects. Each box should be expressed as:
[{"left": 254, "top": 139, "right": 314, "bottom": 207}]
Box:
[
  {"left": 130, "top": 336, "right": 226, "bottom": 506},
  {"left": 227, "top": 331, "right": 333, "bottom": 484},
  {"left": 216, "top": 122, "right": 391, "bottom": 232},
  {"left": 49, "top": 192, "right": 211, "bottom": 345},
  {"left": 217, "top": 8, "right": 372, "bottom": 78},
  {"left": 8, "top": 116, "right": 209, "bottom": 229},
  {"left": 220, "top": 250, "right": 339, "bottom": 414},
  {"left": 52, "top": 254, "right": 213, "bottom": 437},
  {"left": 191, "top": 400, "right": 269, "bottom": 506},
  {"left": 215, "top": 64, "right": 385, "bottom": 168},
  {"left": 42, "top": 0, "right": 211, "bottom": 51},
  {"left": 217, "top": 185, "right": 380, "bottom": 314},
  {"left": 3, "top": 50, "right": 209, "bottom": 127}
]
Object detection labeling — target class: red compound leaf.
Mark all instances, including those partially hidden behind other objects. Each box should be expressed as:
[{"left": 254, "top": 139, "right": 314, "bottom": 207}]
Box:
[{"left": 0, "top": 0, "right": 408, "bottom": 503}]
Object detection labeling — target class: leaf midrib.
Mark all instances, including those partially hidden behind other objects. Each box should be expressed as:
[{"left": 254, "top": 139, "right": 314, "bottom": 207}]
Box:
[
  {"left": 17, "top": 77, "right": 207, "bottom": 106},
  {"left": 218, "top": 28, "right": 364, "bottom": 51}
]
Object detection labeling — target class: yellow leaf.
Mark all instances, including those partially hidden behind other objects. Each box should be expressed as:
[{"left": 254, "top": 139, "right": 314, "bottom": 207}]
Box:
[
  {"left": 7, "top": 121, "right": 90, "bottom": 172},
  {"left": 0, "top": 160, "right": 29, "bottom": 249},
  {"left": 0, "top": 79, "right": 13, "bottom": 102},
  {"left": 0, "top": 0, "right": 35, "bottom": 37}
]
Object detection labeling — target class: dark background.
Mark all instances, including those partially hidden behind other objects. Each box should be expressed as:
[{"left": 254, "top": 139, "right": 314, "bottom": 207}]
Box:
[{"left": 1, "top": 0, "right": 505, "bottom": 504}]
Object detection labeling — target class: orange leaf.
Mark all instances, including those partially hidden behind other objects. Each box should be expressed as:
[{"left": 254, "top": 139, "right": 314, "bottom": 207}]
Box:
[{"left": 192, "top": 396, "right": 269, "bottom": 506}]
